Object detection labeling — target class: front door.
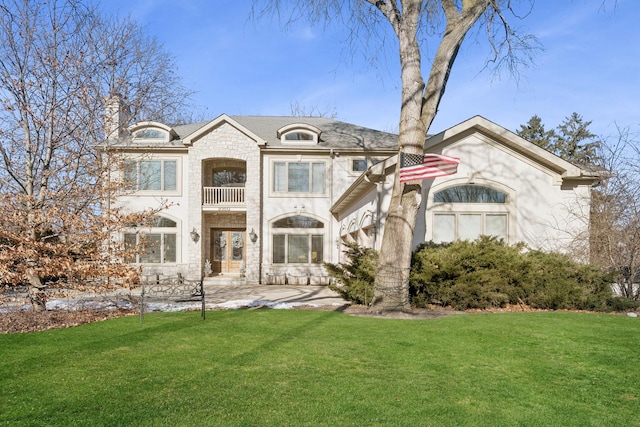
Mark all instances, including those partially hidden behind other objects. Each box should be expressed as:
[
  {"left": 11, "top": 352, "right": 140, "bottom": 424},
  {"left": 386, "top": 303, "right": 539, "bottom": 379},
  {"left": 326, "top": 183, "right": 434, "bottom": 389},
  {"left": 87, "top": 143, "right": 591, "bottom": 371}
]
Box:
[{"left": 211, "top": 229, "right": 245, "bottom": 275}]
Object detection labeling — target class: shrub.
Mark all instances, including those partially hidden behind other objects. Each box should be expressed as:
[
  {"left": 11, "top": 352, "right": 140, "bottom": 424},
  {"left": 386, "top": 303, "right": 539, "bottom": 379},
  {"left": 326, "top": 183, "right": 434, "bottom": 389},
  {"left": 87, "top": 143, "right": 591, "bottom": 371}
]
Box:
[
  {"left": 410, "top": 236, "right": 615, "bottom": 311},
  {"left": 410, "top": 237, "right": 530, "bottom": 310},
  {"left": 325, "top": 242, "right": 378, "bottom": 305}
]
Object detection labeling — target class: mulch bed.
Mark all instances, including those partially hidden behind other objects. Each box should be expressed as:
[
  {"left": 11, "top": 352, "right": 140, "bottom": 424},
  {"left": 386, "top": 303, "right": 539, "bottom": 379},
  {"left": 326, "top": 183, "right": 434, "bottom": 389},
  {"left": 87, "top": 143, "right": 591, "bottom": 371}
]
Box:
[{"left": 0, "top": 309, "right": 138, "bottom": 334}]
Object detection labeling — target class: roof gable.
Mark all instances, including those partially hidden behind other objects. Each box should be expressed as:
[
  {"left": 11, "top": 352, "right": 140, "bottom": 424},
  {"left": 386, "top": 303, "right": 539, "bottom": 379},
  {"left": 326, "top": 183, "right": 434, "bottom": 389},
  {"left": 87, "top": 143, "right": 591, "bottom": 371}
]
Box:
[
  {"left": 425, "top": 116, "right": 595, "bottom": 179},
  {"left": 182, "top": 114, "right": 267, "bottom": 146},
  {"left": 331, "top": 116, "right": 600, "bottom": 218}
]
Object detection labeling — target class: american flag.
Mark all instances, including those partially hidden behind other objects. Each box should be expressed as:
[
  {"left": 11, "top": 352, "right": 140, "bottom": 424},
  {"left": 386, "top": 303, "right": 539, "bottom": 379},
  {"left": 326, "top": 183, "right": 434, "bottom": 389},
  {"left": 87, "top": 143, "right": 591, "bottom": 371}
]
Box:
[{"left": 399, "top": 152, "right": 460, "bottom": 183}]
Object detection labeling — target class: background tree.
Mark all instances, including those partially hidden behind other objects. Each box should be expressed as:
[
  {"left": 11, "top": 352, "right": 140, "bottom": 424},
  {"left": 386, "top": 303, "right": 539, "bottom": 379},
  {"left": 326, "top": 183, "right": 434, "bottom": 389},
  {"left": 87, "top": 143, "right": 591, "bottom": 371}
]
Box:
[
  {"left": 589, "top": 126, "right": 640, "bottom": 300},
  {"left": 517, "top": 112, "right": 600, "bottom": 165},
  {"left": 517, "top": 114, "right": 556, "bottom": 151},
  {"left": 257, "top": 0, "right": 538, "bottom": 311},
  {"left": 0, "top": 0, "right": 193, "bottom": 310},
  {"left": 518, "top": 114, "right": 640, "bottom": 300}
]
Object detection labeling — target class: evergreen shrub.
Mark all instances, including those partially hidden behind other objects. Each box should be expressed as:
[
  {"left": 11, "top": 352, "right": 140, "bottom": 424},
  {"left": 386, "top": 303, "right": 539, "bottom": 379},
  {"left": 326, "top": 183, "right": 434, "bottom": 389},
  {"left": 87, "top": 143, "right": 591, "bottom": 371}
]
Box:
[
  {"left": 325, "top": 237, "right": 619, "bottom": 312},
  {"left": 325, "top": 242, "right": 378, "bottom": 305},
  {"left": 410, "top": 236, "right": 615, "bottom": 311}
]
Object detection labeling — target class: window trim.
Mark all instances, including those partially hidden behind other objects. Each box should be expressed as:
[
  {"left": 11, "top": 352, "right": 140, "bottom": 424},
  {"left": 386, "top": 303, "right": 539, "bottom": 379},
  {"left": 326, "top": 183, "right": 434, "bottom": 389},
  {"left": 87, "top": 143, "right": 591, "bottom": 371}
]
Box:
[
  {"left": 123, "top": 157, "right": 181, "bottom": 195},
  {"left": 351, "top": 158, "right": 368, "bottom": 173},
  {"left": 428, "top": 180, "right": 514, "bottom": 244},
  {"left": 271, "top": 159, "right": 327, "bottom": 196},
  {"left": 123, "top": 215, "right": 180, "bottom": 264},
  {"left": 272, "top": 233, "right": 324, "bottom": 265},
  {"left": 270, "top": 214, "right": 326, "bottom": 265},
  {"left": 276, "top": 123, "right": 321, "bottom": 145},
  {"left": 128, "top": 122, "right": 178, "bottom": 143},
  {"left": 432, "top": 211, "right": 508, "bottom": 243}
]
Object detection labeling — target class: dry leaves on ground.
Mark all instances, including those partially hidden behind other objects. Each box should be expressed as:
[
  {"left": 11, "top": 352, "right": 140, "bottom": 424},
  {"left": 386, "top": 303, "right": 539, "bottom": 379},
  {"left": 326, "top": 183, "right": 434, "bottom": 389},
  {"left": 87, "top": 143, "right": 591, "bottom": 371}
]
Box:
[{"left": 0, "top": 309, "right": 137, "bottom": 334}]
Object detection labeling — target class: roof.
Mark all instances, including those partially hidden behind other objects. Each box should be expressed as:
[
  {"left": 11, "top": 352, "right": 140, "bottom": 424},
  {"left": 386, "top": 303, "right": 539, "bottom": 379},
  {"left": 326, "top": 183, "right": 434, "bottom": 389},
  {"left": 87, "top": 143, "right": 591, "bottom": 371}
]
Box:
[
  {"left": 107, "top": 115, "right": 399, "bottom": 152},
  {"left": 230, "top": 116, "right": 398, "bottom": 151},
  {"left": 330, "top": 115, "right": 602, "bottom": 218}
]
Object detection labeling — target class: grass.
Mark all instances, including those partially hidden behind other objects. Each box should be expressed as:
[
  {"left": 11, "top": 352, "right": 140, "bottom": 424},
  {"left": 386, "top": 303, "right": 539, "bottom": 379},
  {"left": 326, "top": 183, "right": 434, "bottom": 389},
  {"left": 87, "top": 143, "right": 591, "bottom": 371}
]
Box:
[{"left": 1, "top": 310, "right": 639, "bottom": 426}]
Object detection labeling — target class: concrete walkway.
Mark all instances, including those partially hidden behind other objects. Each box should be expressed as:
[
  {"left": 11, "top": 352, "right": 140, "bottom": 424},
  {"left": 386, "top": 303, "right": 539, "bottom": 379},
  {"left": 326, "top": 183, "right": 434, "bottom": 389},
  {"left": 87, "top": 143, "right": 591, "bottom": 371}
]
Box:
[{"left": 203, "top": 284, "right": 349, "bottom": 308}]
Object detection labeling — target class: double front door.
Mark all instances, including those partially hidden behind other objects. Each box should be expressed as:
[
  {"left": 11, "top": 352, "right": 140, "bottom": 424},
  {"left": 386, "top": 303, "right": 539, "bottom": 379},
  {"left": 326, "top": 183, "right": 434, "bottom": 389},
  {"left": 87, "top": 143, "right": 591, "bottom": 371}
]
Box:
[{"left": 211, "top": 228, "right": 245, "bottom": 275}]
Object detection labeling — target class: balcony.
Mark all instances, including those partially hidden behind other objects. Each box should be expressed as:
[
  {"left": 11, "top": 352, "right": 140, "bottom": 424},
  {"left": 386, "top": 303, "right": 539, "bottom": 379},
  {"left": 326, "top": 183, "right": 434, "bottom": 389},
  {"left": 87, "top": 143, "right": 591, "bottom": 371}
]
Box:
[{"left": 203, "top": 187, "right": 245, "bottom": 209}]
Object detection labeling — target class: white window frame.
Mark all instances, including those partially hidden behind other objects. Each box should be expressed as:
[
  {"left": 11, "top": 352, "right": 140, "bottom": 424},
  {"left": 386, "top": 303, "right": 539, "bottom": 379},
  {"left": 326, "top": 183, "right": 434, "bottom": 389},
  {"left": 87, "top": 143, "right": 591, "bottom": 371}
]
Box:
[
  {"left": 351, "top": 158, "right": 368, "bottom": 173},
  {"left": 432, "top": 212, "right": 508, "bottom": 243},
  {"left": 123, "top": 216, "right": 180, "bottom": 264},
  {"left": 429, "top": 181, "right": 513, "bottom": 244},
  {"left": 123, "top": 157, "right": 181, "bottom": 195},
  {"left": 277, "top": 123, "right": 321, "bottom": 145},
  {"left": 270, "top": 215, "right": 326, "bottom": 265},
  {"left": 271, "top": 160, "right": 327, "bottom": 195}
]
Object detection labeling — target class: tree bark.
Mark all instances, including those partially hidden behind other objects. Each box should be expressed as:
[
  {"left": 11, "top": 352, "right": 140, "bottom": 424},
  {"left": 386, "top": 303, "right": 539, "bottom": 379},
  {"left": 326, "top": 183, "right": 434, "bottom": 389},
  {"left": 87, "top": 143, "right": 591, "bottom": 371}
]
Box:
[
  {"left": 27, "top": 270, "right": 47, "bottom": 312},
  {"left": 370, "top": 0, "right": 489, "bottom": 311}
]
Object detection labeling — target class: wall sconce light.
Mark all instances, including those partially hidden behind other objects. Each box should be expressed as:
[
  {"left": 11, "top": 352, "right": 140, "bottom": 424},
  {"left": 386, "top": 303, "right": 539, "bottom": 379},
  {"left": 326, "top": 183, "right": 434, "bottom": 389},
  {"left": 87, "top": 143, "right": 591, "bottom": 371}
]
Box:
[
  {"left": 190, "top": 228, "right": 200, "bottom": 243},
  {"left": 249, "top": 228, "right": 258, "bottom": 243}
]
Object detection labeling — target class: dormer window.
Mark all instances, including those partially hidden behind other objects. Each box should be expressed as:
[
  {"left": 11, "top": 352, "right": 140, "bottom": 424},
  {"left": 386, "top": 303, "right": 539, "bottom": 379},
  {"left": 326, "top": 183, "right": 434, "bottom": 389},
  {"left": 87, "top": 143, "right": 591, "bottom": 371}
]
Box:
[
  {"left": 284, "top": 131, "right": 314, "bottom": 142},
  {"left": 134, "top": 128, "right": 166, "bottom": 140},
  {"left": 277, "top": 123, "right": 321, "bottom": 145},
  {"left": 128, "top": 121, "right": 177, "bottom": 143}
]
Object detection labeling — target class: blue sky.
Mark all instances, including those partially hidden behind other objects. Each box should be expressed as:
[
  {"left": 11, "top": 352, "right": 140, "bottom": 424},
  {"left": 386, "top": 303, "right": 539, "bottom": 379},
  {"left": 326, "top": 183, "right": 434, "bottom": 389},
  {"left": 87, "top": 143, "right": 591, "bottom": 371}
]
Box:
[{"left": 103, "top": 1, "right": 639, "bottom": 138}]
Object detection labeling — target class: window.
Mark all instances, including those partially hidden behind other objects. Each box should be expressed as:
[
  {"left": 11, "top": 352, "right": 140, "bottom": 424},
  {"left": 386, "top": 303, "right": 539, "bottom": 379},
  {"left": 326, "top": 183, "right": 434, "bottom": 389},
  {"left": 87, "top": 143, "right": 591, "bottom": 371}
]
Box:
[
  {"left": 433, "top": 213, "right": 507, "bottom": 243},
  {"left": 213, "top": 169, "right": 246, "bottom": 187},
  {"left": 432, "top": 185, "right": 509, "bottom": 243},
  {"left": 352, "top": 159, "right": 368, "bottom": 172},
  {"left": 273, "top": 161, "right": 325, "bottom": 194},
  {"left": 133, "top": 128, "right": 167, "bottom": 140},
  {"left": 434, "top": 185, "right": 507, "bottom": 203},
  {"left": 124, "top": 159, "right": 177, "bottom": 192},
  {"left": 277, "top": 124, "right": 321, "bottom": 144},
  {"left": 284, "top": 132, "right": 314, "bottom": 141},
  {"left": 124, "top": 216, "right": 177, "bottom": 264},
  {"left": 272, "top": 215, "right": 324, "bottom": 264}
]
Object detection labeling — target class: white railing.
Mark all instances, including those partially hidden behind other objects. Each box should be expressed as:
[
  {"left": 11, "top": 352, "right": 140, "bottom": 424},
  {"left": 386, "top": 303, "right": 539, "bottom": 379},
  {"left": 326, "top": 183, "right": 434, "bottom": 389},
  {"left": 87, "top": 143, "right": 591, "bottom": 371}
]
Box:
[{"left": 203, "top": 187, "right": 245, "bottom": 206}]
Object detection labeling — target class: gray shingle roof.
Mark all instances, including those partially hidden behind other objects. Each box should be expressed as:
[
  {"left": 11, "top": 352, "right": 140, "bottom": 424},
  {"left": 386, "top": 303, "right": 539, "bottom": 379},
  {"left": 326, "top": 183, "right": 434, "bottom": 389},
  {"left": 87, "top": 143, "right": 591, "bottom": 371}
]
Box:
[
  {"left": 230, "top": 116, "right": 398, "bottom": 151},
  {"left": 112, "top": 115, "right": 398, "bottom": 152}
]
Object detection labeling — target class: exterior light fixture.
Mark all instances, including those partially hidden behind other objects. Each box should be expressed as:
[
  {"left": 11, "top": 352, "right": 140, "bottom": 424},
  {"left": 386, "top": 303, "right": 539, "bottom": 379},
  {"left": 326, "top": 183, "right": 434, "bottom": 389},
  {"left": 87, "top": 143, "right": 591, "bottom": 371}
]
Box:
[
  {"left": 190, "top": 228, "right": 200, "bottom": 243},
  {"left": 249, "top": 228, "right": 258, "bottom": 243}
]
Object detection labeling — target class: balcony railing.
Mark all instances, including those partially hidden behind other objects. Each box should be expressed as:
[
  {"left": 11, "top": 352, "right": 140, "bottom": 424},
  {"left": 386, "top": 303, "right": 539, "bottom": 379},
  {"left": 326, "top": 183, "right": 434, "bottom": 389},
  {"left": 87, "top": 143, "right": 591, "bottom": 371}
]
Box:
[{"left": 203, "top": 187, "right": 245, "bottom": 206}]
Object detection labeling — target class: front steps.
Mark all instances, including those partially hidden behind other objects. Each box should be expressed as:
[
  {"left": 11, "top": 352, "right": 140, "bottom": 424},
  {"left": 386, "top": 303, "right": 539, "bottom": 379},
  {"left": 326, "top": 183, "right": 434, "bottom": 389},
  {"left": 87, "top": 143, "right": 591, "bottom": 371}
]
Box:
[{"left": 203, "top": 276, "right": 247, "bottom": 286}]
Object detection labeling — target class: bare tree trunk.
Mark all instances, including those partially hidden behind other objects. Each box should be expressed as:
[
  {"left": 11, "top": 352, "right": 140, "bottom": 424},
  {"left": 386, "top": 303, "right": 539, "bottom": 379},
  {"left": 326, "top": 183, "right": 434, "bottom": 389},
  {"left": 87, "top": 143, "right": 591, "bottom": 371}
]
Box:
[
  {"left": 27, "top": 270, "right": 47, "bottom": 312},
  {"left": 370, "top": 0, "right": 488, "bottom": 311}
]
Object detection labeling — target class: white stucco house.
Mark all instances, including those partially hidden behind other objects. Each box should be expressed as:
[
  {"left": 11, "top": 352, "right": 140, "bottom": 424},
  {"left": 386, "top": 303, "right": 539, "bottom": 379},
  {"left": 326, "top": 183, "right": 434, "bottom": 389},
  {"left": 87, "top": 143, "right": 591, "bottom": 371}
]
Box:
[{"left": 104, "top": 105, "right": 599, "bottom": 285}]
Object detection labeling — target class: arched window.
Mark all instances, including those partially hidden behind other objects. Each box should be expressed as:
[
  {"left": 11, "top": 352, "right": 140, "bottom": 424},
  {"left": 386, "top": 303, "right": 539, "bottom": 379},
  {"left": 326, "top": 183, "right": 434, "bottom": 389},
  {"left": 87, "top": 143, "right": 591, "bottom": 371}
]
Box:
[
  {"left": 272, "top": 216, "right": 324, "bottom": 264},
  {"left": 431, "top": 185, "right": 509, "bottom": 243},
  {"left": 124, "top": 215, "right": 178, "bottom": 264},
  {"left": 133, "top": 128, "right": 167, "bottom": 140},
  {"left": 277, "top": 123, "right": 321, "bottom": 145},
  {"left": 273, "top": 215, "right": 324, "bottom": 228},
  {"left": 284, "top": 131, "right": 314, "bottom": 141},
  {"left": 434, "top": 185, "right": 507, "bottom": 203}
]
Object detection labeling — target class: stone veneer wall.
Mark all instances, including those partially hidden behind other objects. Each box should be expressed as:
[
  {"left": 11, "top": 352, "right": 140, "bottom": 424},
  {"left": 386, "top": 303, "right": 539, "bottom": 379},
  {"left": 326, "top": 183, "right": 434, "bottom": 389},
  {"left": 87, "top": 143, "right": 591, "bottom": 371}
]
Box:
[{"left": 187, "top": 122, "right": 262, "bottom": 283}]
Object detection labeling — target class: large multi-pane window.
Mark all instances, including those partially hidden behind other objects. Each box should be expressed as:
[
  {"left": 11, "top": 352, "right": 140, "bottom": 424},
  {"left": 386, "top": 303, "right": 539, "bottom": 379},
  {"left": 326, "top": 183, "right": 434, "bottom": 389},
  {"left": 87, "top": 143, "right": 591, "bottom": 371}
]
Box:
[
  {"left": 124, "top": 216, "right": 177, "bottom": 264},
  {"left": 432, "top": 185, "right": 509, "bottom": 243},
  {"left": 272, "top": 215, "right": 324, "bottom": 264},
  {"left": 433, "top": 213, "right": 507, "bottom": 242},
  {"left": 273, "top": 161, "right": 325, "bottom": 194},
  {"left": 124, "top": 159, "right": 177, "bottom": 192}
]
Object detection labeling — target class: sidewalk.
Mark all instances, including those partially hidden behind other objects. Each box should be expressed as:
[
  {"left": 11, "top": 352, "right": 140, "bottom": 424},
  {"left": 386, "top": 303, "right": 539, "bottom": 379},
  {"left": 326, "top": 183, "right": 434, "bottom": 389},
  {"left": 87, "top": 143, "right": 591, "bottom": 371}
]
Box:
[{"left": 203, "top": 284, "right": 349, "bottom": 309}]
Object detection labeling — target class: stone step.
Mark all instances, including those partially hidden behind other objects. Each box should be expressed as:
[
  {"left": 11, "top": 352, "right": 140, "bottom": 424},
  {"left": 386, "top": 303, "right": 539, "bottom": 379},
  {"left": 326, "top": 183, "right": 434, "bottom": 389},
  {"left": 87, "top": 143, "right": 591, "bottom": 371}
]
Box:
[{"left": 203, "top": 276, "right": 247, "bottom": 286}]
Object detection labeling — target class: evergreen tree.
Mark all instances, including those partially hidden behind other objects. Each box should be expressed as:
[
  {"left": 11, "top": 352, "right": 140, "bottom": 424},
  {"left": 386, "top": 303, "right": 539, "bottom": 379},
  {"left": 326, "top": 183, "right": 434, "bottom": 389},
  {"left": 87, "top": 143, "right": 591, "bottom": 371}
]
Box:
[
  {"left": 517, "top": 115, "right": 557, "bottom": 151},
  {"left": 517, "top": 113, "right": 600, "bottom": 165}
]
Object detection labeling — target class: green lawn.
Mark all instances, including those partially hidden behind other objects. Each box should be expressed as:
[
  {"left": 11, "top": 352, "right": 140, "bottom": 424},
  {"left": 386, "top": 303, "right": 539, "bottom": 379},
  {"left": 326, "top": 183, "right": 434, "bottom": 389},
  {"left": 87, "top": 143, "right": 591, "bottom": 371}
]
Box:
[{"left": 1, "top": 310, "right": 638, "bottom": 426}]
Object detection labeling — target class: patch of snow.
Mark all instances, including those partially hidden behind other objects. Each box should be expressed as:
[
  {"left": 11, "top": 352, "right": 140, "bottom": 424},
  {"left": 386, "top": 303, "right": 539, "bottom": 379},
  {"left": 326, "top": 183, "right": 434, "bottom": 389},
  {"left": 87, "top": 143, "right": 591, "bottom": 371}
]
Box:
[
  {"left": 211, "top": 299, "right": 318, "bottom": 310},
  {"left": 46, "top": 298, "right": 136, "bottom": 311}
]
